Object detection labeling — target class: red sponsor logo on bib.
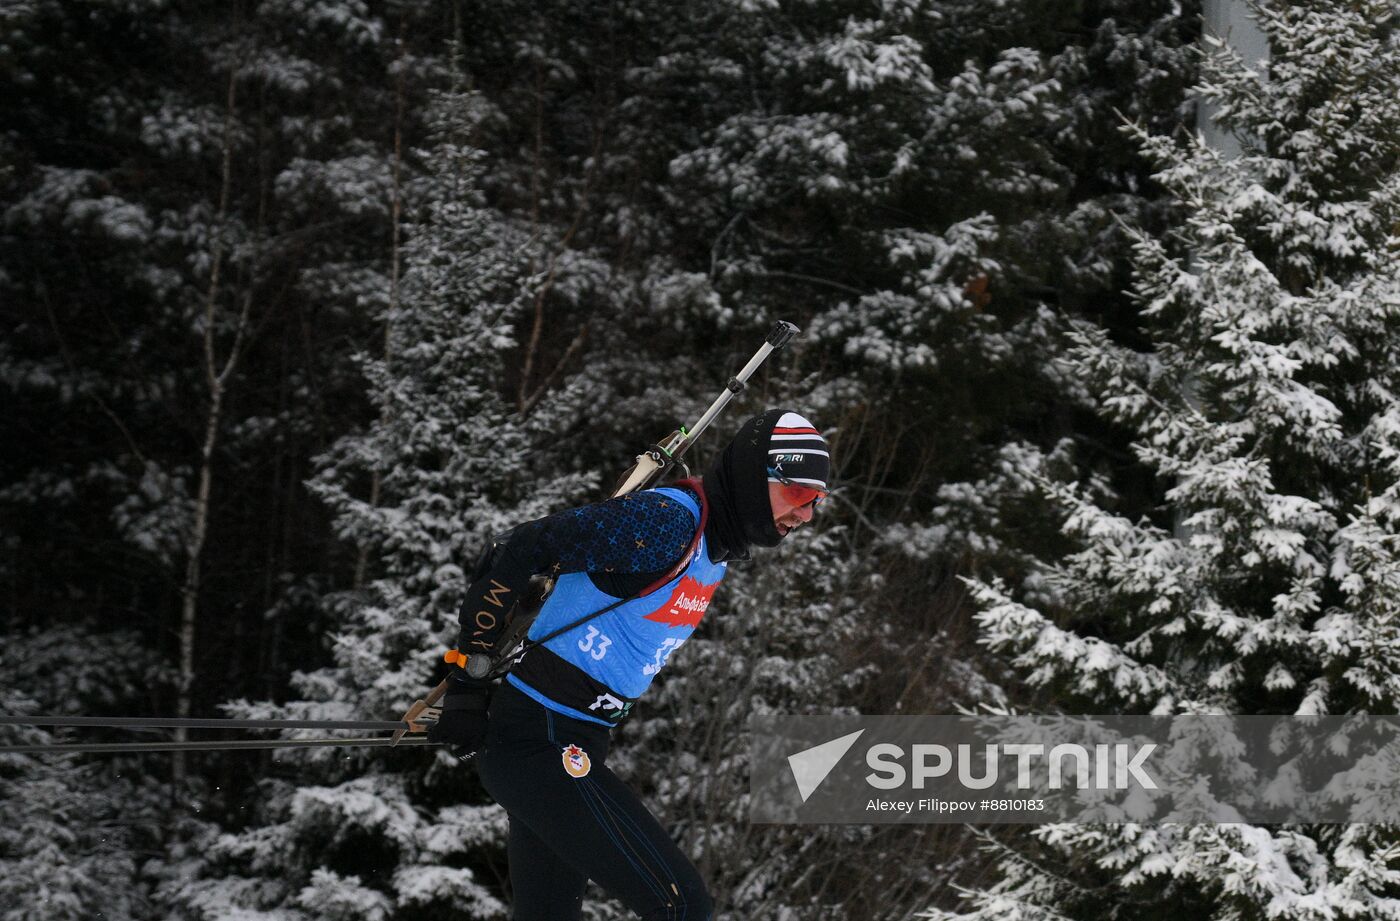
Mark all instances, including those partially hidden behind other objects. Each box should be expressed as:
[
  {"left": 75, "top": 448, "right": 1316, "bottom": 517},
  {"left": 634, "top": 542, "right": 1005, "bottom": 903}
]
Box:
[{"left": 643, "top": 575, "right": 717, "bottom": 628}]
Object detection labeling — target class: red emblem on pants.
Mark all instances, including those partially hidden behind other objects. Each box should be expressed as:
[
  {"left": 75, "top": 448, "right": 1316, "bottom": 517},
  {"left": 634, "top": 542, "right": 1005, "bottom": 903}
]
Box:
[
  {"left": 562, "top": 743, "right": 591, "bottom": 778},
  {"left": 643, "top": 575, "right": 717, "bottom": 628}
]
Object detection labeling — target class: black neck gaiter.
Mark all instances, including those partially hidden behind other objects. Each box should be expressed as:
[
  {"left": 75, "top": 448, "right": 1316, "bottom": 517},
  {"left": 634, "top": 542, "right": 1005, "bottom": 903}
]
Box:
[{"left": 702, "top": 409, "right": 785, "bottom": 561}]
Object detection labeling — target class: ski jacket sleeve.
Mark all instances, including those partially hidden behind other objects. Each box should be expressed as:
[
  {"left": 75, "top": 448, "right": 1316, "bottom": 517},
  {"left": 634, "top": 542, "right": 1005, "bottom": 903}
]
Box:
[{"left": 454, "top": 491, "right": 698, "bottom": 682}]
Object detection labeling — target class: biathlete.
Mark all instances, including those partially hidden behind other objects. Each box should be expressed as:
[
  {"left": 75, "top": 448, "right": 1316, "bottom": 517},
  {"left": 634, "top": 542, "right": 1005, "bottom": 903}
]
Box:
[{"left": 428, "top": 409, "right": 831, "bottom": 921}]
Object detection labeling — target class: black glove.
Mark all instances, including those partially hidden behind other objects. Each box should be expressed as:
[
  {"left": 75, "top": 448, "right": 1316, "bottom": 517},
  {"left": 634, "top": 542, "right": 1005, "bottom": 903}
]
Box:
[{"left": 427, "top": 684, "right": 490, "bottom": 758}]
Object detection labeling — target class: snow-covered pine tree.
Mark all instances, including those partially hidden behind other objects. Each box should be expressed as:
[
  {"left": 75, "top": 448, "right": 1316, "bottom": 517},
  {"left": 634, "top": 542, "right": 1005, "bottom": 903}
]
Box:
[
  {"left": 162, "top": 84, "right": 602, "bottom": 920},
  {"left": 0, "top": 704, "right": 143, "bottom": 921},
  {"left": 3, "top": 1, "right": 434, "bottom": 911},
  {"left": 653, "top": 0, "right": 1199, "bottom": 698},
  {"left": 613, "top": 2, "right": 1197, "bottom": 916},
  {"left": 0, "top": 636, "right": 167, "bottom": 921},
  {"left": 0, "top": 0, "right": 442, "bottom": 766},
  {"left": 932, "top": 2, "right": 1400, "bottom": 918}
]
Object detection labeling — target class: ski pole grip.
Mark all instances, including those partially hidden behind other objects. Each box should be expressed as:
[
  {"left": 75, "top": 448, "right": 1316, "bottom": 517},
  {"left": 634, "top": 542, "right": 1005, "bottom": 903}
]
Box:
[{"left": 767, "top": 321, "right": 800, "bottom": 349}]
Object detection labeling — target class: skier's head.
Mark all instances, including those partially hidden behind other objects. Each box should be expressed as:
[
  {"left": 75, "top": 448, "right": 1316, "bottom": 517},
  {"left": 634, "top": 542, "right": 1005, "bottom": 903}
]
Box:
[{"left": 706, "top": 409, "right": 829, "bottom": 554}]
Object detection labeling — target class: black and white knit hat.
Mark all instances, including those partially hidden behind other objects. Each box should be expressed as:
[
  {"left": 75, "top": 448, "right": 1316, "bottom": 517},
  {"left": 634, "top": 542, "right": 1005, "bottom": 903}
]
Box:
[
  {"left": 766, "top": 411, "right": 830, "bottom": 492},
  {"left": 705, "top": 408, "right": 832, "bottom": 556}
]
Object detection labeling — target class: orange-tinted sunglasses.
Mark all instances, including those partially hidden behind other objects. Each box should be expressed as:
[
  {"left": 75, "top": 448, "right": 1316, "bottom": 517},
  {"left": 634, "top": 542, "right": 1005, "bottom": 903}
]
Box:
[{"left": 768, "top": 465, "right": 827, "bottom": 509}]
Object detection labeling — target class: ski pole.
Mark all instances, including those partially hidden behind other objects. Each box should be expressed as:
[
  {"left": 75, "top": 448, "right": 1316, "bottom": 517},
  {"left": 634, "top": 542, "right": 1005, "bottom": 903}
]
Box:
[
  {"left": 0, "top": 715, "right": 411, "bottom": 732},
  {"left": 1, "top": 736, "right": 436, "bottom": 755}
]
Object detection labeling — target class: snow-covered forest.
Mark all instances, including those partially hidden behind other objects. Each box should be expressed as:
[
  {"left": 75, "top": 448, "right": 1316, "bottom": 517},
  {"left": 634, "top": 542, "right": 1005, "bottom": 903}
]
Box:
[{"left": 3, "top": 0, "right": 1399, "bottom": 918}]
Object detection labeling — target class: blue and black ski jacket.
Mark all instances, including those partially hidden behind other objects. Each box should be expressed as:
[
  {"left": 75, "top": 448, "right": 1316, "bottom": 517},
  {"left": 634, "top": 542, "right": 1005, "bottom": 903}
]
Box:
[{"left": 455, "top": 481, "right": 727, "bottom": 726}]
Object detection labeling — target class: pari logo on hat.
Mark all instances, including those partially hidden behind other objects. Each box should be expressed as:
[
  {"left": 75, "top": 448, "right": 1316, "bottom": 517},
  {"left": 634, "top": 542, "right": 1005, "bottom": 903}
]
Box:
[{"left": 767, "top": 412, "right": 830, "bottom": 491}]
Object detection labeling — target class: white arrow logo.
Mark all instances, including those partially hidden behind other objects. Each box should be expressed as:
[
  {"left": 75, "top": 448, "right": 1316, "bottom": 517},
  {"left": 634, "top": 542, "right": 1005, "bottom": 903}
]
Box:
[{"left": 787, "top": 730, "right": 865, "bottom": 803}]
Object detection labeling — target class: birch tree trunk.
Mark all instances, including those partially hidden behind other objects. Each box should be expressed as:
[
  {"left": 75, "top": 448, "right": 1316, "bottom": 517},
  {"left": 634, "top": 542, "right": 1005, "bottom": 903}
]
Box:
[{"left": 173, "top": 70, "right": 251, "bottom": 785}]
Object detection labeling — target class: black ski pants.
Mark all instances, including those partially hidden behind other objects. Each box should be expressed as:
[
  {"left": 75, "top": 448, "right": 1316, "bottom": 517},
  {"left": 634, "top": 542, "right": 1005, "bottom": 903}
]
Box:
[{"left": 477, "top": 682, "right": 713, "bottom": 921}]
